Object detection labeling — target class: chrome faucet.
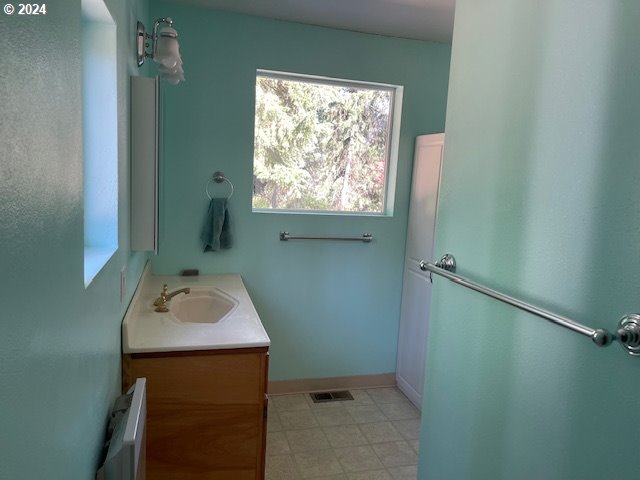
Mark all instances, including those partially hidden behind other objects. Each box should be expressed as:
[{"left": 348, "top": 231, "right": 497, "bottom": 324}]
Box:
[{"left": 153, "top": 284, "right": 190, "bottom": 312}]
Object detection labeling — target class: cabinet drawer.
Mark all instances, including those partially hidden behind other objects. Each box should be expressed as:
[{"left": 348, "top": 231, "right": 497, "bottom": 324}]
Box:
[{"left": 124, "top": 349, "right": 266, "bottom": 404}]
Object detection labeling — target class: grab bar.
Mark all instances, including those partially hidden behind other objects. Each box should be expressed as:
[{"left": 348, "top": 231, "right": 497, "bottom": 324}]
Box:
[
  {"left": 280, "top": 232, "right": 373, "bottom": 243},
  {"left": 421, "top": 254, "right": 640, "bottom": 356}
]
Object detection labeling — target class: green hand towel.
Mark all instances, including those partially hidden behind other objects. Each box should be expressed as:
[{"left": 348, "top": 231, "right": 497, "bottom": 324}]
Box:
[{"left": 200, "top": 198, "right": 232, "bottom": 252}]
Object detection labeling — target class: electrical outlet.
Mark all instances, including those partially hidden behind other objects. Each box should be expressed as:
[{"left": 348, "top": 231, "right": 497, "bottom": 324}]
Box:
[{"left": 120, "top": 266, "right": 127, "bottom": 303}]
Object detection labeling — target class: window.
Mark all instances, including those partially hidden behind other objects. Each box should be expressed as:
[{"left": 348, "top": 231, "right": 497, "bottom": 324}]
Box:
[
  {"left": 82, "top": 0, "right": 118, "bottom": 286},
  {"left": 252, "top": 70, "right": 402, "bottom": 215}
]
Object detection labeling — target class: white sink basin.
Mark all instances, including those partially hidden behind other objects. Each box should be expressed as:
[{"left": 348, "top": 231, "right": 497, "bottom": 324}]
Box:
[{"left": 170, "top": 288, "right": 238, "bottom": 324}]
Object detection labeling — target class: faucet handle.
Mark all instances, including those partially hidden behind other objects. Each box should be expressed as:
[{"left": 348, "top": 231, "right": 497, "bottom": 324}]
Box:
[
  {"left": 153, "top": 284, "right": 171, "bottom": 312},
  {"left": 153, "top": 285, "right": 170, "bottom": 308}
]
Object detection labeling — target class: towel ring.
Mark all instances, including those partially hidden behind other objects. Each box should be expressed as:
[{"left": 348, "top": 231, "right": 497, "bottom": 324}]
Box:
[{"left": 206, "top": 171, "right": 234, "bottom": 200}]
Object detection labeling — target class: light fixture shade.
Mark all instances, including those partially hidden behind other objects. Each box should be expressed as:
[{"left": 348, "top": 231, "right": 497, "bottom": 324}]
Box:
[
  {"left": 157, "top": 51, "right": 184, "bottom": 84},
  {"left": 158, "top": 61, "right": 181, "bottom": 75},
  {"left": 165, "top": 71, "right": 185, "bottom": 85},
  {"left": 155, "top": 26, "right": 180, "bottom": 68},
  {"left": 163, "top": 61, "right": 184, "bottom": 84}
]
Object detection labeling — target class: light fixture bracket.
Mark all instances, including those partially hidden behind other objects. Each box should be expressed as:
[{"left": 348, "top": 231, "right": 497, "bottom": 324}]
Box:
[
  {"left": 136, "top": 17, "right": 175, "bottom": 67},
  {"left": 136, "top": 21, "right": 148, "bottom": 67}
]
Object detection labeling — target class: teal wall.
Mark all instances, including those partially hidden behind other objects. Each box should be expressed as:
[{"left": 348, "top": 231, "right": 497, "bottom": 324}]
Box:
[
  {"left": 150, "top": 3, "right": 451, "bottom": 381},
  {"left": 420, "top": 1, "right": 640, "bottom": 478},
  {"left": 0, "top": 0, "right": 149, "bottom": 478}
]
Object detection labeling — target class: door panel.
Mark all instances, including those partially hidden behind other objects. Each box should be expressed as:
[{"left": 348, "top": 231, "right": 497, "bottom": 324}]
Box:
[{"left": 396, "top": 265, "right": 433, "bottom": 407}]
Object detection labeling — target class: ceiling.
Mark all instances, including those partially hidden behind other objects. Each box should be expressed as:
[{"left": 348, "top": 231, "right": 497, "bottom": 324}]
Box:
[{"left": 166, "top": 0, "right": 456, "bottom": 43}]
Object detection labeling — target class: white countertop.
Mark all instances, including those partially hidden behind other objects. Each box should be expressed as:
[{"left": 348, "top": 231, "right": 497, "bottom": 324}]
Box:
[{"left": 122, "top": 266, "right": 270, "bottom": 354}]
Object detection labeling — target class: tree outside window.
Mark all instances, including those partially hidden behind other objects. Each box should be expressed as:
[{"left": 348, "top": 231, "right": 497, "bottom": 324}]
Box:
[{"left": 252, "top": 71, "right": 401, "bottom": 214}]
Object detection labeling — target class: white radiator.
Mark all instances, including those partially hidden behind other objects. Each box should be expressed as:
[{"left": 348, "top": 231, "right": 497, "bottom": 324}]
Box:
[{"left": 97, "top": 378, "right": 147, "bottom": 480}]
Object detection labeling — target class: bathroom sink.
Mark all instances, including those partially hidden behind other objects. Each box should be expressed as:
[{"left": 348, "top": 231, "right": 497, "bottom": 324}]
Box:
[
  {"left": 122, "top": 271, "right": 270, "bottom": 353},
  {"left": 170, "top": 288, "right": 238, "bottom": 324}
]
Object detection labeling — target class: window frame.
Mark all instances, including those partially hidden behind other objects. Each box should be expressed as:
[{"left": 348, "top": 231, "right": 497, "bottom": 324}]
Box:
[{"left": 252, "top": 69, "right": 404, "bottom": 217}]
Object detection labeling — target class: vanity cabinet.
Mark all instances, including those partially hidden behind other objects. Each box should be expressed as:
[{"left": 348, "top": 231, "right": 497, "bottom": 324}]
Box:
[{"left": 123, "top": 347, "right": 269, "bottom": 480}]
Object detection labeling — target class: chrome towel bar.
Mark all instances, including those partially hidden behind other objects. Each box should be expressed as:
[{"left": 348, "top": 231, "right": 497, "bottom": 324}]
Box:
[
  {"left": 279, "top": 232, "right": 373, "bottom": 243},
  {"left": 421, "top": 254, "right": 640, "bottom": 356}
]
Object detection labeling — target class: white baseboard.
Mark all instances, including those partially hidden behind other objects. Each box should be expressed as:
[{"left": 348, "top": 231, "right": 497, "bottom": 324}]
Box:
[
  {"left": 395, "top": 375, "right": 422, "bottom": 411},
  {"left": 268, "top": 373, "right": 396, "bottom": 395}
]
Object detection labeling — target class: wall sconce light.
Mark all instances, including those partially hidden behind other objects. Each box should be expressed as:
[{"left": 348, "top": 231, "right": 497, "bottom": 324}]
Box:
[{"left": 136, "top": 17, "right": 185, "bottom": 85}]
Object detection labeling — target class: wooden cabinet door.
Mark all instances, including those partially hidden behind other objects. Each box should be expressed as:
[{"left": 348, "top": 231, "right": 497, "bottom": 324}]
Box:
[{"left": 123, "top": 348, "right": 268, "bottom": 480}]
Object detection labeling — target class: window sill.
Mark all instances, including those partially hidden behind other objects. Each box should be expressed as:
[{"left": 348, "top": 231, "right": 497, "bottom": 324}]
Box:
[
  {"left": 84, "top": 245, "right": 117, "bottom": 287},
  {"left": 251, "top": 208, "right": 392, "bottom": 217}
]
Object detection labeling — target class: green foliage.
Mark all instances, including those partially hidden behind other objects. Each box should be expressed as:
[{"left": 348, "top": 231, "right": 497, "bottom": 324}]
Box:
[{"left": 253, "top": 75, "right": 393, "bottom": 212}]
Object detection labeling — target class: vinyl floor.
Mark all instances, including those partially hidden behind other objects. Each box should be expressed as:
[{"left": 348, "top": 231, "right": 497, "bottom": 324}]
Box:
[{"left": 265, "top": 387, "right": 420, "bottom": 479}]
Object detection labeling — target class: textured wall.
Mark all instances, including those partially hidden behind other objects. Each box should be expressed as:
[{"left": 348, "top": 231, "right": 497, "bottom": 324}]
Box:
[
  {"left": 419, "top": 1, "right": 640, "bottom": 478},
  {"left": 150, "top": 2, "right": 451, "bottom": 381},
  {"left": 0, "top": 0, "right": 149, "bottom": 478}
]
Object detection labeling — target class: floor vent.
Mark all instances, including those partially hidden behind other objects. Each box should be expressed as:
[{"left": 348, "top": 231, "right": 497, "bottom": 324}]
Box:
[{"left": 309, "top": 390, "right": 354, "bottom": 403}]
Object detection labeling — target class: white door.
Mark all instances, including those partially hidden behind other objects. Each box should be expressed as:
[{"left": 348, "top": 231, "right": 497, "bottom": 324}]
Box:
[{"left": 396, "top": 133, "right": 444, "bottom": 408}]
